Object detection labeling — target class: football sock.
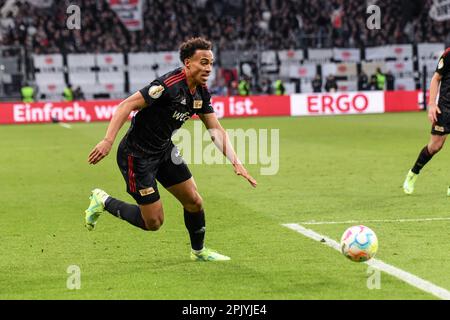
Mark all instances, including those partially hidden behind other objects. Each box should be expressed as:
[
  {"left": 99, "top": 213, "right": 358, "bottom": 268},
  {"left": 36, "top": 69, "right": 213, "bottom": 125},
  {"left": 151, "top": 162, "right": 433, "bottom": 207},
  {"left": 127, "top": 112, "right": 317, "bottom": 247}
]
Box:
[
  {"left": 184, "top": 209, "right": 205, "bottom": 251},
  {"left": 104, "top": 197, "right": 147, "bottom": 230},
  {"left": 411, "top": 145, "right": 434, "bottom": 174}
]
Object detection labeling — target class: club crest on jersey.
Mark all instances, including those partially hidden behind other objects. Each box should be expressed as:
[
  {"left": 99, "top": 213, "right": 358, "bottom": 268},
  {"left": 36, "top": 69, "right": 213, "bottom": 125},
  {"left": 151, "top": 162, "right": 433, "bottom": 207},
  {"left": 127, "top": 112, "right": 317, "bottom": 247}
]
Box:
[
  {"left": 148, "top": 85, "right": 164, "bottom": 99},
  {"left": 193, "top": 100, "right": 202, "bottom": 109},
  {"left": 438, "top": 58, "right": 444, "bottom": 70}
]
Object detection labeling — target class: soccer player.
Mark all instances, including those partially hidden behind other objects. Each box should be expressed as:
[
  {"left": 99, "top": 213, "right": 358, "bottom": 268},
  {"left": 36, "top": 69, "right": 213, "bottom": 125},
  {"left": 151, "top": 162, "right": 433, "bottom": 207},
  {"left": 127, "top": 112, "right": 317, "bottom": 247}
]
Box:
[
  {"left": 85, "top": 37, "right": 257, "bottom": 261},
  {"left": 403, "top": 48, "right": 450, "bottom": 194}
]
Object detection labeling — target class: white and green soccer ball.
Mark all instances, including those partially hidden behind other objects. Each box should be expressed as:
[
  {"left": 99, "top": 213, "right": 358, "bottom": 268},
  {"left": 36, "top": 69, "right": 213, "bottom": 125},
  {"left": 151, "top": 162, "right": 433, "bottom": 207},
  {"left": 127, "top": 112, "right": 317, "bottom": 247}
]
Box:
[{"left": 340, "top": 225, "right": 378, "bottom": 262}]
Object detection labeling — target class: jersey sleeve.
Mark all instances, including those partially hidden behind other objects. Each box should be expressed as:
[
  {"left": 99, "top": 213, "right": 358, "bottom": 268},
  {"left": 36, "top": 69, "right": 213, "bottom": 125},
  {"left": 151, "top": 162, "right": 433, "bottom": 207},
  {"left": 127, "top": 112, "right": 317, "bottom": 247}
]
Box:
[
  {"left": 436, "top": 51, "right": 450, "bottom": 76},
  {"left": 139, "top": 80, "right": 168, "bottom": 107},
  {"left": 196, "top": 87, "right": 215, "bottom": 114}
]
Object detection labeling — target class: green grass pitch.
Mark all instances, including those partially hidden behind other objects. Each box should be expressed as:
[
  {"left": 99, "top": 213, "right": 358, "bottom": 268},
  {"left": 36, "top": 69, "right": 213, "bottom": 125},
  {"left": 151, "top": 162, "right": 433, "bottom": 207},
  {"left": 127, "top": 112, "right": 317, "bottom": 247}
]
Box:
[{"left": 1, "top": 112, "right": 450, "bottom": 299}]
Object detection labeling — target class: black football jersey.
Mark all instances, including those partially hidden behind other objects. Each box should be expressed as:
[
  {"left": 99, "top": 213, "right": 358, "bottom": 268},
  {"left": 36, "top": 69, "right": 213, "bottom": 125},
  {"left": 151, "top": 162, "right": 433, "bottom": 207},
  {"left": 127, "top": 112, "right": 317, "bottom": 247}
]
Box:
[{"left": 124, "top": 67, "right": 214, "bottom": 156}]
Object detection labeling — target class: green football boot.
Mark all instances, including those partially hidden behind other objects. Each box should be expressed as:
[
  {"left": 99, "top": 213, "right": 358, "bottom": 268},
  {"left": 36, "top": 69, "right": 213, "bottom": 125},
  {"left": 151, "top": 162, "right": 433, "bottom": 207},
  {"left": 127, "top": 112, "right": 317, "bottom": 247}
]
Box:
[
  {"left": 190, "top": 248, "right": 231, "bottom": 262},
  {"left": 403, "top": 170, "right": 418, "bottom": 195},
  {"left": 84, "top": 188, "right": 109, "bottom": 231}
]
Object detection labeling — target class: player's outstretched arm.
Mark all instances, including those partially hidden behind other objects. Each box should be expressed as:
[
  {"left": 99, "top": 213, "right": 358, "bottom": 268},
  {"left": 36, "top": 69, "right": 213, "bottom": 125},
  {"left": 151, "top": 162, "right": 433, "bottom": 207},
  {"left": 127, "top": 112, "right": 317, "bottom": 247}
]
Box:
[
  {"left": 199, "top": 113, "right": 257, "bottom": 188},
  {"left": 428, "top": 72, "right": 442, "bottom": 124},
  {"left": 88, "top": 92, "right": 147, "bottom": 165}
]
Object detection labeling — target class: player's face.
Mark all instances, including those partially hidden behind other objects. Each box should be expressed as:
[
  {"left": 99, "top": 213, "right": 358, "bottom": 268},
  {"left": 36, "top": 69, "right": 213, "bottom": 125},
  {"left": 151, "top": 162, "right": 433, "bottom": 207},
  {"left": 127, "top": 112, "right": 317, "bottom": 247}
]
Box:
[{"left": 185, "top": 50, "right": 214, "bottom": 86}]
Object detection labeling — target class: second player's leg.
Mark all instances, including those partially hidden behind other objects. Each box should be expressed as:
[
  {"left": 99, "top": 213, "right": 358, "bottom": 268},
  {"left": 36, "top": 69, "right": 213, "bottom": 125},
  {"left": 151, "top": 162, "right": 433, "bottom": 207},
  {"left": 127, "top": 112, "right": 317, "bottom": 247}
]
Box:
[{"left": 404, "top": 133, "right": 448, "bottom": 194}]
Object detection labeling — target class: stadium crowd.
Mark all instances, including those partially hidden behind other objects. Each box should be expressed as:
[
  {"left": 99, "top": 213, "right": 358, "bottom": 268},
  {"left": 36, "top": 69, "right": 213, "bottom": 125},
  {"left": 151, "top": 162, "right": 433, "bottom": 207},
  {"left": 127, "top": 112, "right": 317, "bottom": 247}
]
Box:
[{"left": 0, "top": 0, "right": 449, "bottom": 54}]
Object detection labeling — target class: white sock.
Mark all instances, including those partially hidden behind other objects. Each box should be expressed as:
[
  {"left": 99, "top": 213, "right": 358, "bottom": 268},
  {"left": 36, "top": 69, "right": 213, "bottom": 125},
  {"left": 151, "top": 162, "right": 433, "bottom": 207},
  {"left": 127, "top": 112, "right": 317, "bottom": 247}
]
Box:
[
  {"left": 192, "top": 248, "right": 204, "bottom": 254},
  {"left": 99, "top": 194, "right": 110, "bottom": 206}
]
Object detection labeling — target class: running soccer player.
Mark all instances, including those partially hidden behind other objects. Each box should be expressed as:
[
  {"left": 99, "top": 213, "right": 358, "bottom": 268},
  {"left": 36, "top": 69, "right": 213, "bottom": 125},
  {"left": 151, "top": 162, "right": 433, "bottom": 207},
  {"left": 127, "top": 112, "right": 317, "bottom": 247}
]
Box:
[
  {"left": 85, "top": 37, "right": 257, "bottom": 261},
  {"left": 403, "top": 48, "right": 450, "bottom": 194}
]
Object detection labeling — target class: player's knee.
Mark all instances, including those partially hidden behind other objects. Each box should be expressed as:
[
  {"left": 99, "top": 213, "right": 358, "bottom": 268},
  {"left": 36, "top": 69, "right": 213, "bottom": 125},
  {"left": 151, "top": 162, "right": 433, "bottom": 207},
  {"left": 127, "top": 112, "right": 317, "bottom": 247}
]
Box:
[
  {"left": 429, "top": 142, "right": 444, "bottom": 154},
  {"left": 144, "top": 216, "right": 164, "bottom": 231},
  {"left": 185, "top": 193, "right": 203, "bottom": 212}
]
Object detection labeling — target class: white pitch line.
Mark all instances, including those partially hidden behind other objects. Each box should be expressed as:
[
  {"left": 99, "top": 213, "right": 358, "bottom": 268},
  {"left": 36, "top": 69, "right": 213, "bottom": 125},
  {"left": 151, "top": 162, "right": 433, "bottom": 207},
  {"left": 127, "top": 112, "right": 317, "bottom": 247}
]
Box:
[
  {"left": 58, "top": 122, "right": 72, "bottom": 129},
  {"left": 282, "top": 223, "right": 450, "bottom": 300},
  {"left": 300, "top": 217, "right": 450, "bottom": 225}
]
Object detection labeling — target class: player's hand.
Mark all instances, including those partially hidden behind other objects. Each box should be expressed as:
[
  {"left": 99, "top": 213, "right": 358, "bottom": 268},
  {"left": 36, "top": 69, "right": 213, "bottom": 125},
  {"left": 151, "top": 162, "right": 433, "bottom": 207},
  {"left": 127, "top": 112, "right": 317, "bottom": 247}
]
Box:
[
  {"left": 233, "top": 163, "right": 257, "bottom": 188},
  {"left": 88, "top": 139, "right": 113, "bottom": 165},
  {"left": 428, "top": 103, "right": 441, "bottom": 124}
]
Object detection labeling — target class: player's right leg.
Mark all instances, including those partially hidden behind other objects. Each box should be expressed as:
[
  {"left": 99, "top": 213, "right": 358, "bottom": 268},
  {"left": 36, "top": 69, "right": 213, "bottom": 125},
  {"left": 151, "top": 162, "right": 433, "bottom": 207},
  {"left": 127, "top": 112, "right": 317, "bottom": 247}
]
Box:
[
  {"left": 403, "top": 134, "right": 447, "bottom": 194},
  {"left": 85, "top": 188, "right": 164, "bottom": 231},
  {"left": 85, "top": 141, "right": 164, "bottom": 231}
]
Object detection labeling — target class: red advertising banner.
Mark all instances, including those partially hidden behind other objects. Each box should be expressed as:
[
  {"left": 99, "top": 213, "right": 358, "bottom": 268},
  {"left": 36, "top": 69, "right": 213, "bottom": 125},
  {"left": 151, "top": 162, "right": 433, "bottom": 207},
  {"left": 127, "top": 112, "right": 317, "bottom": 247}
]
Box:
[
  {"left": 211, "top": 95, "right": 291, "bottom": 119},
  {"left": 0, "top": 96, "right": 292, "bottom": 124},
  {"left": 0, "top": 100, "right": 121, "bottom": 124},
  {"left": 384, "top": 90, "right": 424, "bottom": 112},
  {"left": 0, "top": 91, "right": 427, "bottom": 125}
]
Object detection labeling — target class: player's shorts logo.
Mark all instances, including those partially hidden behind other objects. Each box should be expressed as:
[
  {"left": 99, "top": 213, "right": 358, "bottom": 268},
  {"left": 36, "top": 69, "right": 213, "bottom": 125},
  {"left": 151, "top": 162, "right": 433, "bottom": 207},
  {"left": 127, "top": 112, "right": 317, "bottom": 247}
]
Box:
[
  {"left": 149, "top": 85, "right": 164, "bottom": 99},
  {"left": 139, "top": 187, "right": 155, "bottom": 196},
  {"left": 193, "top": 100, "right": 202, "bottom": 109},
  {"left": 434, "top": 125, "right": 445, "bottom": 132}
]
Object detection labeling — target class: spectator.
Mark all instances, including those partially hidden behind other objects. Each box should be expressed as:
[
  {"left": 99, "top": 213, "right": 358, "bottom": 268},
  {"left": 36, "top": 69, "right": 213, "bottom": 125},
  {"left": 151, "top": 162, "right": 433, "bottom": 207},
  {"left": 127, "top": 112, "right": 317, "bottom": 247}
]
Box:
[
  {"left": 260, "top": 78, "right": 273, "bottom": 95},
  {"left": 73, "top": 86, "right": 86, "bottom": 101},
  {"left": 375, "top": 67, "right": 386, "bottom": 90},
  {"left": 274, "top": 79, "right": 285, "bottom": 95},
  {"left": 386, "top": 71, "right": 395, "bottom": 91},
  {"left": 238, "top": 77, "right": 251, "bottom": 96},
  {"left": 63, "top": 84, "right": 74, "bottom": 102},
  {"left": 324, "top": 74, "right": 337, "bottom": 92},
  {"left": 312, "top": 74, "right": 322, "bottom": 93},
  {"left": 369, "top": 74, "right": 378, "bottom": 91},
  {"left": 21, "top": 82, "right": 35, "bottom": 103},
  {"left": 358, "top": 71, "right": 369, "bottom": 91}
]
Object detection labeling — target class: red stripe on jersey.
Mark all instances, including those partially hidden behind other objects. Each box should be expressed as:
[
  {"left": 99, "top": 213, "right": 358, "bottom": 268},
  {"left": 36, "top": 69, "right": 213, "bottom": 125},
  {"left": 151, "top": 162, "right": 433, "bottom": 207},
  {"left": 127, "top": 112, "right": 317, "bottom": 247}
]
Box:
[
  {"left": 164, "top": 73, "right": 183, "bottom": 84},
  {"left": 128, "top": 155, "right": 136, "bottom": 193},
  {"left": 164, "top": 72, "right": 185, "bottom": 86},
  {"left": 165, "top": 76, "right": 184, "bottom": 87},
  {"left": 165, "top": 75, "right": 186, "bottom": 87},
  {"left": 443, "top": 48, "right": 450, "bottom": 57}
]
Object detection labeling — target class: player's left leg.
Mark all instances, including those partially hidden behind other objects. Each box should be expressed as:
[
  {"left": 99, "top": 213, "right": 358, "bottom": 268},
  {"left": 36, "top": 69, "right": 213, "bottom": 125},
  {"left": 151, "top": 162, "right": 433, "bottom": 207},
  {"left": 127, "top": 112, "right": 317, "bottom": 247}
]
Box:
[
  {"left": 165, "top": 178, "right": 230, "bottom": 261},
  {"left": 156, "top": 146, "right": 230, "bottom": 261}
]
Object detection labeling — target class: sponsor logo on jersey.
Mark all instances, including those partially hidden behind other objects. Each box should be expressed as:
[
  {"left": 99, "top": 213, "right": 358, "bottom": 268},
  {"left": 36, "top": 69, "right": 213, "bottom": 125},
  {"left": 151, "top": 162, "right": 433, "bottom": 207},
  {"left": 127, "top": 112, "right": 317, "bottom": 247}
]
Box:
[
  {"left": 139, "top": 187, "right": 155, "bottom": 196},
  {"left": 438, "top": 58, "right": 444, "bottom": 70},
  {"left": 148, "top": 85, "right": 164, "bottom": 99},
  {"left": 193, "top": 100, "right": 202, "bottom": 109},
  {"left": 172, "top": 110, "right": 191, "bottom": 122}
]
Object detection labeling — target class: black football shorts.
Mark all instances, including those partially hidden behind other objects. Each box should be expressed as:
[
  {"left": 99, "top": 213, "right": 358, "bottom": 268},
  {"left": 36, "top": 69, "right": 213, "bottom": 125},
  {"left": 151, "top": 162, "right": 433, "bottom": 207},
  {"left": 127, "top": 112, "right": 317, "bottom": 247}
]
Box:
[
  {"left": 117, "top": 140, "right": 192, "bottom": 205},
  {"left": 431, "top": 105, "right": 450, "bottom": 135}
]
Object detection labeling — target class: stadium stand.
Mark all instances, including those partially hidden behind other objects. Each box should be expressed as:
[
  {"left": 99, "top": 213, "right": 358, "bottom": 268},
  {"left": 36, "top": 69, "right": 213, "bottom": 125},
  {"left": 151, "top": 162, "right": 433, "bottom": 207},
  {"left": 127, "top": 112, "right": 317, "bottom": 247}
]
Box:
[{"left": 0, "top": 0, "right": 449, "bottom": 100}]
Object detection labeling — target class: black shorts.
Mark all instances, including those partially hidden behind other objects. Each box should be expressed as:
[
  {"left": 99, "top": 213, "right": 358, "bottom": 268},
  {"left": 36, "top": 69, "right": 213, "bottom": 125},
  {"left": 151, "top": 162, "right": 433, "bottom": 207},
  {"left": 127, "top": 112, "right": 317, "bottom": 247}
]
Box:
[
  {"left": 431, "top": 106, "right": 450, "bottom": 135},
  {"left": 117, "top": 140, "right": 192, "bottom": 205}
]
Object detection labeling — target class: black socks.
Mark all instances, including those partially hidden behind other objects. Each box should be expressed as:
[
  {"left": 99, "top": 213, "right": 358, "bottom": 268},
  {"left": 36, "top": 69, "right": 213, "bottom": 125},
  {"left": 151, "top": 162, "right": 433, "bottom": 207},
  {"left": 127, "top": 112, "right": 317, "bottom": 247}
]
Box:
[
  {"left": 184, "top": 209, "right": 205, "bottom": 251},
  {"left": 411, "top": 145, "right": 434, "bottom": 174},
  {"left": 104, "top": 197, "right": 147, "bottom": 230}
]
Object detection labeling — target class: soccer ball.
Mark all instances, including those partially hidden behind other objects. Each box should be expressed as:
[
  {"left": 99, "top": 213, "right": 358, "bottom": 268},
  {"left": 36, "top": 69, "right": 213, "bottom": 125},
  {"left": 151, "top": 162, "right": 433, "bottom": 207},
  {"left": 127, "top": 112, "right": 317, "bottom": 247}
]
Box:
[{"left": 340, "top": 225, "right": 378, "bottom": 262}]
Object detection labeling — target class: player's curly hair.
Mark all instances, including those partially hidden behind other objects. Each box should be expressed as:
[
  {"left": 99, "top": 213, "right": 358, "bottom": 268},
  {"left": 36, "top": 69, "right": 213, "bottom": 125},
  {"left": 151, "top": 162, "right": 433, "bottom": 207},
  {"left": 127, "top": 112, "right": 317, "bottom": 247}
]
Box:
[{"left": 179, "top": 37, "right": 212, "bottom": 64}]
